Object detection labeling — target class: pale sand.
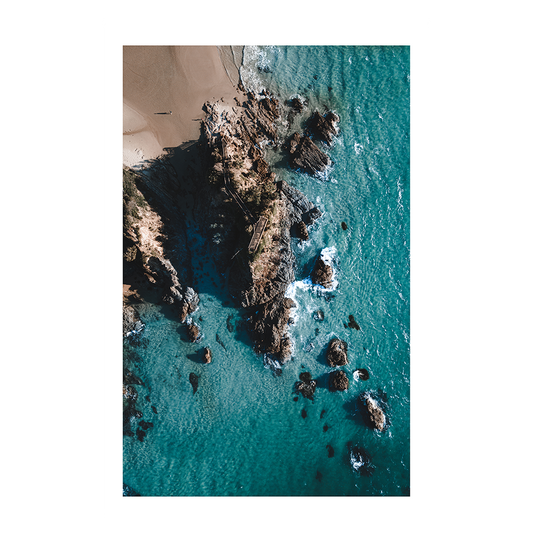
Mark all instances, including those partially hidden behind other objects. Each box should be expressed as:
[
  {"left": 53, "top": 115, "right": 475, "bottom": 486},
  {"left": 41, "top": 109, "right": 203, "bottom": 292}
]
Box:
[{"left": 123, "top": 46, "right": 242, "bottom": 167}]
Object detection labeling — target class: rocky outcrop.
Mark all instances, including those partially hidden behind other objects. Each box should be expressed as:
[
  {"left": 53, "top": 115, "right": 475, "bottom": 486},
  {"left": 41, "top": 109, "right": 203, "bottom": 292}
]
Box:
[
  {"left": 326, "top": 338, "right": 348, "bottom": 366},
  {"left": 358, "top": 392, "right": 388, "bottom": 431},
  {"left": 202, "top": 347, "right": 212, "bottom": 364},
  {"left": 123, "top": 303, "right": 144, "bottom": 338},
  {"left": 187, "top": 322, "right": 201, "bottom": 343},
  {"left": 122, "top": 167, "right": 199, "bottom": 323},
  {"left": 294, "top": 372, "right": 317, "bottom": 400},
  {"left": 283, "top": 132, "right": 330, "bottom": 175},
  {"left": 201, "top": 91, "right": 323, "bottom": 365},
  {"left": 306, "top": 110, "right": 339, "bottom": 146},
  {"left": 294, "top": 220, "right": 309, "bottom": 240},
  {"left": 311, "top": 258, "right": 334, "bottom": 288},
  {"left": 329, "top": 370, "right": 349, "bottom": 391},
  {"left": 251, "top": 297, "right": 295, "bottom": 363}
]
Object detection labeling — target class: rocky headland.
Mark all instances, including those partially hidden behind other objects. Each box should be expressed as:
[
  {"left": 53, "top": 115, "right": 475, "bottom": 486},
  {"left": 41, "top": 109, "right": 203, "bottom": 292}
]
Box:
[
  {"left": 199, "top": 88, "right": 327, "bottom": 364},
  {"left": 123, "top": 67, "right": 341, "bottom": 441}
]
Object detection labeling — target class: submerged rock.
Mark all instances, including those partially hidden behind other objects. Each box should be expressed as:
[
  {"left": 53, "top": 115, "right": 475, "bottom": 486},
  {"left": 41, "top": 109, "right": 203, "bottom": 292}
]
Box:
[
  {"left": 347, "top": 444, "right": 374, "bottom": 476},
  {"left": 313, "top": 309, "right": 325, "bottom": 321},
  {"left": 326, "top": 444, "right": 335, "bottom": 458},
  {"left": 341, "top": 221, "right": 348, "bottom": 231},
  {"left": 189, "top": 372, "right": 199, "bottom": 394},
  {"left": 326, "top": 338, "right": 349, "bottom": 367},
  {"left": 328, "top": 370, "right": 349, "bottom": 392},
  {"left": 347, "top": 315, "right": 360, "bottom": 330}
]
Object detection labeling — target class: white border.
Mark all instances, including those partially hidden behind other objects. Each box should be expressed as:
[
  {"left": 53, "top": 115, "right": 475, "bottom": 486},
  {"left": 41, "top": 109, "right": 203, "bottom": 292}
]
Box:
[{"left": 100, "top": 19, "right": 433, "bottom": 520}]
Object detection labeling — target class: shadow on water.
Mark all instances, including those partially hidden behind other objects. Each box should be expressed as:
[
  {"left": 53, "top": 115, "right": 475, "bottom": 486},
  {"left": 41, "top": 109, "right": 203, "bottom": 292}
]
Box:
[
  {"left": 124, "top": 138, "right": 259, "bottom": 354},
  {"left": 342, "top": 396, "right": 368, "bottom": 428}
]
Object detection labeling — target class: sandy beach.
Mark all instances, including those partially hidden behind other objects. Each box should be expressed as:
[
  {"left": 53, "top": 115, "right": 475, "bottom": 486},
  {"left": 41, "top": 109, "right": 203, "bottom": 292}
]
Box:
[{"left": 123, "top": 46, "right": 242, "bottom": 167}]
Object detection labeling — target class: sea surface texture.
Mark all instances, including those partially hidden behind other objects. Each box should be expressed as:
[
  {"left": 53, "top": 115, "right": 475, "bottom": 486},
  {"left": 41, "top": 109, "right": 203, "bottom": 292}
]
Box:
[{"left": 123, "top": 45, "right": 410, "bottom": 496}]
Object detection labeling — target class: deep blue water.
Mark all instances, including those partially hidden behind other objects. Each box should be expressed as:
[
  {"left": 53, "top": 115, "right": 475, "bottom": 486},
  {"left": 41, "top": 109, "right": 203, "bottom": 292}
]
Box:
[{"left": 123, "top": 45, "right": 410, "bottom": 496}]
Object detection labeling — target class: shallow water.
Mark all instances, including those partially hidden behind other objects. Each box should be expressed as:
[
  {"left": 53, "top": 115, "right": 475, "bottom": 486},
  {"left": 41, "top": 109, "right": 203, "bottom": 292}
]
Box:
[{"left": 123, "top": 45, "right": 410, "bottom": 496}]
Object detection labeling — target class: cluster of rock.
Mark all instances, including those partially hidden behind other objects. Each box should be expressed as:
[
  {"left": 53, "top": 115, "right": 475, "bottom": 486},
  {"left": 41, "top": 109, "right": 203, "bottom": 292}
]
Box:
[
  {"left": 282, "top": 110, "right": 339, "bottom": 175},
  {"left": 201, "top": 89, "right": 323, "bottom": 365},
  {"left": 122, "top": 167, "right": 199, "bottom": 324},
  {"left": 323, "top": 337, "right": 350, "bottom": 391}
]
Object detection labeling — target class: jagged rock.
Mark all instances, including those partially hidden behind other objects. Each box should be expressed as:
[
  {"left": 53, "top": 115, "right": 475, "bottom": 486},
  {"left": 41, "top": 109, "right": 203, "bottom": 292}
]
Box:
[
  {"left": 289, "top": 97, "right": 305, "bottom": 112},
  {"left": 326, "top": 338, "right": 348, "bottom": 367},
  {"left": 123, "top": 304, "right": 144, "bottom": 337},
  {"left": 306, "top": 110, "right": 339, "bottom": 146},
  {"left": 304, "top": 206, "right": 322, "bottom": 225},
  {"left": 282, "top": 132, "right": 330, "bottom": 175},
  {"left": 326, "top": 444, "right": 335, "bottom": 458},
  {"left": 251, "top": 297, "right": 296, "bottom": 363},
  {"left": 202, "top": 347, "right": 212, "bottom": 364},
  {"left": 341, "top": 221, "right": 348, "bottom": 231},
  {"left": 311, "top": 258, "right": 333, "bottom": 289},
  {"left": 358, "top": 392, "right": 388, "bottom": 431},
  {"left": 295, "top": 220, "right": 309, "bottom": 240},
  {"left": 187, "top": 323, "right": 200, "bottom": 342},
  {"left": 328, "top": 370, "right": 349, "bottom": 392},
  {"left": 294, "top": 372, "right": 317, "bottom": 400}
]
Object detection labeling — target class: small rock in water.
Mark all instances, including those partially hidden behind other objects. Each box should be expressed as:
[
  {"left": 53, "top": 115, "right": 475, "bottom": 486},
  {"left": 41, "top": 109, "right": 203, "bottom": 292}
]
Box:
[
  {"left": 293, "top": 397, "right": 299, "bottom": 402},
  {"left": 323, "top": 424, "right": 329, "bottom": 432},
  {"left": 355, "top": 368, "right": 370, "bottom": 381},
  {"left": 301, "top": 408, "right": 308, "bottom": 419},
  {"left": 341, "top": 221, "right": 348, "bottom": 230},
  {"left": 326, "top": 444, "right": 334, "bottom": 458},
  {"left": 326, "top": 338, "right": 349, "bottom": 367},
  {"left": 189, "top": 372, "right": 199, "bottom": 394},
  {"left": 202, "top": 347, "right": 212, "bottom": 364},
  {"left": 320, "top": 409, "right": 326, "bottom": 419},
  {"left": 313, "top": 309, "right": 325, "bottom": 321},
  {"left": 187, "top": 322, "right": 201, "bottom": 342},
  {"left": 136, "top": 428, "right": 146, "bottom": 442},
  {"left": 151, "top": 405, "right": 158, "bottom": 415},
  {"left": 328, "top": 370, "right": 349, "bottom": 391},
  {"left": 347, "top": 315, "right": 360, "bottom": 330},
  {"left": 315, "top": 471, "right": 322, "bottom": 482}
]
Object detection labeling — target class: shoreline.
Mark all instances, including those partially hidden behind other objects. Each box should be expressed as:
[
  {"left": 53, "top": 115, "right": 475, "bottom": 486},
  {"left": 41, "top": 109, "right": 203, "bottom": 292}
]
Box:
[{"left": 123, "top": 46, "right": 243, "bottom": 168}]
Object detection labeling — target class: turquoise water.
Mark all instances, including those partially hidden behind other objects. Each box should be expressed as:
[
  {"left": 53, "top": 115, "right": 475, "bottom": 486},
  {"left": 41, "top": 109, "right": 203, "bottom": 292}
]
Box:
[{"left": 123, "top": 46, "right": 410, "bottom": 496}]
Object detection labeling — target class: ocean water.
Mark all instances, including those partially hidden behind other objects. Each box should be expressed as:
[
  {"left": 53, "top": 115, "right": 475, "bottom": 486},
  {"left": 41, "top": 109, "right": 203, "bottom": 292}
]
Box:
[{"left": 123, "top": 45, "right": 410, "bottom": 496}]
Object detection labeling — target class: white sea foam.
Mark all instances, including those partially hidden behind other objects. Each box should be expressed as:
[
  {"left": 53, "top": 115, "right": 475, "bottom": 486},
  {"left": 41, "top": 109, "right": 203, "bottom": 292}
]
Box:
[{"left": 354, "top": 141, "right": 363, "bottom": 155}]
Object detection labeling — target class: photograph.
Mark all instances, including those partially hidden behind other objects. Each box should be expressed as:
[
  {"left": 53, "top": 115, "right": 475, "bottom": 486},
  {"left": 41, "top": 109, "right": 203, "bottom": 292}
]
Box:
[{"left": 122, "top": 45, "right": 410, "bottom": 496}]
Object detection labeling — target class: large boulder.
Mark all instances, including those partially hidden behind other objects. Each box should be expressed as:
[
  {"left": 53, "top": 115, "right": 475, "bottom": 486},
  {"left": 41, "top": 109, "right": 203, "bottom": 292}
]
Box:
[
  {"left": 187, "top": 322, "right": 201, "bottom": 342},
  {"left": 326, "top": 338, "right": 348, "bottom": 366},
  {"left": 311, "top": 258, "right": 334, "bottom": 289},
  {"left": 294, "top": 220, "right": 309, "bottom": 240},
  {"left": 358, "top": 392, "right": 388, "bottom": 431},
  {"left": 328, "top": 370, "right": 349, "bottom": 392}
]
